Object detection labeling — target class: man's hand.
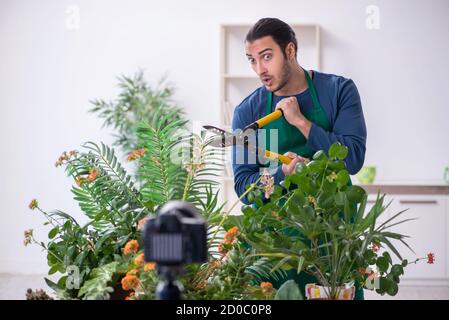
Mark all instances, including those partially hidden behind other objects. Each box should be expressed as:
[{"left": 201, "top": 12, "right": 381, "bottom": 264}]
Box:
[
  {"left": 281, "top": 151, "right": 307, "bottom": 176},
  {"left": 275, "top": 97, "right": 313, "bottom": 139}
]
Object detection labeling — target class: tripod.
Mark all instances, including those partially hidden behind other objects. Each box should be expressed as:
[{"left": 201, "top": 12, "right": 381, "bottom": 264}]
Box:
[{"left": 155, "top": 265, "right": 185, "bottom": 300}]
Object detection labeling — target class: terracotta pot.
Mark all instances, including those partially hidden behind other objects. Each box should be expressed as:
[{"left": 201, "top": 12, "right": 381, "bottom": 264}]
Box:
[{"left": 305, "top": 283, "right": 355, "bottom": 300}]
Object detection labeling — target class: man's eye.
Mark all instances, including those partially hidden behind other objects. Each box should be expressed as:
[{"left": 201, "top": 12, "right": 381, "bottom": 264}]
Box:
[
  {"left": 248, "top": 58, "right": 255, "bottom": 64},
  {"left": 263, "top": 54, "right": 272, "bottom": 60}
]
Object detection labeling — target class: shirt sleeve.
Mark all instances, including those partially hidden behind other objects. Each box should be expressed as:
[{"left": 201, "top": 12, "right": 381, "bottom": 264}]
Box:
[
  {"left": 306, "top": 78, "right": 367, "bottom": 175},
  {"left": 231, "top": 105, "right": 261, "bottom": 205}
]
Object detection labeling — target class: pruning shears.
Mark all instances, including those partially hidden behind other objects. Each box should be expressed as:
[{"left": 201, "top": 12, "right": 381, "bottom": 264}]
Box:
[{"left": 203, "top": 121, "right": 292, "bottom": 164}]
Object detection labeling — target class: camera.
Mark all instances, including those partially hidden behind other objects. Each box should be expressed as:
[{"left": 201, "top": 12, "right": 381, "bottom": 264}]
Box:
[{"left": 143, "top": 200, "right": 207, "bottom": 299}]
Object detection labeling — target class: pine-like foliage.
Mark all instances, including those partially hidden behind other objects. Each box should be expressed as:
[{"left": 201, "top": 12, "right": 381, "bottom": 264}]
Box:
[
  {"left": 67, "top": 142, "right": 149, "bottom": 233},
  {"left": 246, "top": 257, "right": 289, "bottom": 285},
  {"left": 89, "top": 71, "right": 182, "bottom": 153},
  {"left": 136, "top": 109, "right": 224, "bottom": 210}
]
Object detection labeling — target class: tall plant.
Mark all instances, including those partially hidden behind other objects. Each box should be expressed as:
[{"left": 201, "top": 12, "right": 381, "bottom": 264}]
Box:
[{"left": 89, "top": 71, "right": 182, "bottom": 154}]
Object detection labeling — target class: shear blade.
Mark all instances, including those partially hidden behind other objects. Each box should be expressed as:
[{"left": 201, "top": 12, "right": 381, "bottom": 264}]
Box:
[
  {"left": 203, "top": 125, "right": 228, "bottom": 135},
  {"left": 208, "top": 135, "right": 238, "bottom": 148}
]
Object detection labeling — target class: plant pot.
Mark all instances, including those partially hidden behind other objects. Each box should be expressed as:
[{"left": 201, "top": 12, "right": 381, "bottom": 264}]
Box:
[{"left": 305, "top": 283, "right": 355, "bottom": 300}]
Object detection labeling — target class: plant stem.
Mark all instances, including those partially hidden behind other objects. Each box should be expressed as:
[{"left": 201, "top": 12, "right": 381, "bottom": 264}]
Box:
[
  {"left": 33, "top": 238, "right": 65, "bottom": 265},
  {"left": 37, "top": 207, "right": 62, "bottom": 227},
  {"left": 208, "top": 178, "right": 260, "bottom": 247}
]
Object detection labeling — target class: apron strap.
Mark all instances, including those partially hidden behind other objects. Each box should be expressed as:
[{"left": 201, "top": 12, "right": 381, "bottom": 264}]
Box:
[
  {"left": 266, "top": 90, "right": 273, "bottom": 114},
  {"left": 266, "top": 69, "right": 320, "bottom": 115},
  {"left": 303, "top": 68, "right": 321, "bottom": 110},
  {"left": 265, "top": 91, "right": 273, "bottom": 150}
]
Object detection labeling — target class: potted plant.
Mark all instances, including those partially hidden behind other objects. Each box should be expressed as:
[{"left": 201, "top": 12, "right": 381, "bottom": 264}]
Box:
[{"left": 235, "top": 142, "right": 434, "bottom": 300}]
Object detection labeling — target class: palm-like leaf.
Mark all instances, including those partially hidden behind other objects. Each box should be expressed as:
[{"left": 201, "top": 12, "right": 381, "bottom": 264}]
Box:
[
  {"left": 136, "top": 109, "right": 188, "bottom": 206},
  {"left": 66, "top": 142, "right": 147, "bottom": 231},
  {"left": 246, "top": 257, "right": 289, "bottom": 285},
  {"left": 136, "top": 110, "right": 224, "bottom": 210}
]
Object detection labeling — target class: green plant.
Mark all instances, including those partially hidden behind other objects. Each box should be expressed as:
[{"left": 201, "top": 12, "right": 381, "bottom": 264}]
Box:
[
  {"left": 27, "top": 140, "right": 152, "bottom": 299},
  {"left": 25, "top": 71, "right": 278, "bottom": 300},
  {"left": 236, "top": 142, "right": 433, "bottom": 299},
  {"left": 25, "top": 72, "right": 211, "bottom": 299},
  {"left": 89, "top": 71, "right": 182, "bottom": 154}
]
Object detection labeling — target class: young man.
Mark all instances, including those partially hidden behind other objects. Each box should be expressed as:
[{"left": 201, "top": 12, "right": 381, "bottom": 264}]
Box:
[{"left": 231, "top": 18, "right": 367, "bottom": 299}]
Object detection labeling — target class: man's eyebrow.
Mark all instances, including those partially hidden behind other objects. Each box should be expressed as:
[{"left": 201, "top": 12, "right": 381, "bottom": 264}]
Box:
[{"left": 246, "top": 48, "right": 273, "bottom": 57}]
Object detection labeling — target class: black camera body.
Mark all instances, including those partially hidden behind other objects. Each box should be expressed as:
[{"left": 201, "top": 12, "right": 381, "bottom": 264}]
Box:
[
  {"left": 144, "top": 200, "right": 207, "bottom": 265},
  {"left": 143, "top": 201, "right": 208, "bottom": 300}
]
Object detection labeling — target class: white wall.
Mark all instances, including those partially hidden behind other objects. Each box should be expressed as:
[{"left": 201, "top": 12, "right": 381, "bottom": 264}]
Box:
[{"left": 1, "top": 0, "right": 448, "bottom": 274}]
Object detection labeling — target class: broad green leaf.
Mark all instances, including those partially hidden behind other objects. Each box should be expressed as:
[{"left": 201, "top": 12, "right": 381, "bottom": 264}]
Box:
[
  {"left": 275, "top": 280, "right": 303, "bottom": 300},
  {"left": 328, "top": 142, "right": 348, "bottom": 160}
]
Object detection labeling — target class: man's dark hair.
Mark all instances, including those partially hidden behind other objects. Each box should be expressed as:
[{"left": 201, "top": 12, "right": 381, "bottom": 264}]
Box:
[{"left": 246, "top": 18, "right": 298, "bottom": 58}]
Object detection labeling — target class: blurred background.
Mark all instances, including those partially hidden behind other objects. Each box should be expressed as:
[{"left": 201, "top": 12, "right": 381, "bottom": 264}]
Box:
[{"left": 1, "top": 0, "right": 448, "bottom": 299}]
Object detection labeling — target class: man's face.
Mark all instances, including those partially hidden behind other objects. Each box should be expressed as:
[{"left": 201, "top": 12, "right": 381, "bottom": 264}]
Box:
[{"left": 245, "top": 36, "right": 292, "bottom": 93}]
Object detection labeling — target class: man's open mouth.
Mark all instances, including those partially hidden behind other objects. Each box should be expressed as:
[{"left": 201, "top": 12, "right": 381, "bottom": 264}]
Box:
[{"left": 262, "top": 77, "right": 272, "bottom": 86}]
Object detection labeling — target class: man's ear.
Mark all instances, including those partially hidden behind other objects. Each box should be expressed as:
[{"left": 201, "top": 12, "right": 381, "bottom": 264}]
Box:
[{"left": 286, "top": 42, "right": 296, "bottom": 61}]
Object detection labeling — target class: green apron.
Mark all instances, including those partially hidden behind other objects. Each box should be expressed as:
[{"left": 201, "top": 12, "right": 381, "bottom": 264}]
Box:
[{"left": 257, "top": 69, "right": 364, "bottom": 300}]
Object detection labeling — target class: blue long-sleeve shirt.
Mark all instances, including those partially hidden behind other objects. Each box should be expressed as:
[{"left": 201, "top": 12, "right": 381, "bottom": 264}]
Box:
[{"left": 231, "top": 70, "right": 367, "bottom": 204}]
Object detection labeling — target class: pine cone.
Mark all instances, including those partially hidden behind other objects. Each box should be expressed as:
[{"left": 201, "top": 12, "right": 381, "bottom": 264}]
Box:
[{"left": 25, "top": 288, "right": 54, "bottom": 300}]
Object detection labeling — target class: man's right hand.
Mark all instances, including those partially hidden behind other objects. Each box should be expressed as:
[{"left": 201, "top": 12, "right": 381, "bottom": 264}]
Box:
[{"left": 281, "top": 151, "right": 307, "bottom": 176}]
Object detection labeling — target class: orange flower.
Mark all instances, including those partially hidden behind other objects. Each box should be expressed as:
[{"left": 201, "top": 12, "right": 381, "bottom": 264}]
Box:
[
  {"left": 55, "top": 150, "right": 78, "bottom": 167},
  {"left": 88, "top": 168, "right": 99, "bottom": 182},
  {"left": 127, "top": 148, "right": 147, "bottom": 162},
  {"left": 224, "top": 226, "right": 238, "bottom": 243},
  {"left": 427, "top": 252, "right": 435, "bottom": 264},
  {"left": 134, "top": 253, "right": 145, "bottom": 267},
  {"left": 137, "top": 216, "right": 150, "bottom": 231},
  {"left": 121, "top": 274, "right": 139, "bottom": 291},
  {"left": 144, "top": 262, "right": 156, "bottom": 272},
  {"left": 28, "top": 199, "right": 38, "bottom": 210},
  {"left": 123, "top": 240, "right": 139, "bottom": 255},
  {"left": 127, "top": 269, "right": 139, "bottom": 276},
  {"left": 260, "top": 282, "right": 273, "bottom": 295},
  {"left": 218, "top": 228, "right": 239, "bottom": 256}
]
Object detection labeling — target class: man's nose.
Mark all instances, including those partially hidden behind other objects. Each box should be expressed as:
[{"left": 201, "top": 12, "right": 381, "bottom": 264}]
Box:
[{"left": 255, "top": 62, "right": 267, "bottom": 76}]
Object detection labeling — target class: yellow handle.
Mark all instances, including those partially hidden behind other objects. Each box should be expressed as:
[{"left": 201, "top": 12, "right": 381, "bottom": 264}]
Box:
[
  {"left": 256, "top": 109, "right": 283, "bottom": 128},
  {"left": 264, "top": 150, "right": 292, "bottom": 165}
]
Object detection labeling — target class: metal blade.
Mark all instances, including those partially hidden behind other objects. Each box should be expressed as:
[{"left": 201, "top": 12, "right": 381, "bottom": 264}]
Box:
[
  {"left": 203, "top": 125, "right": 229, "bottom": 136},
  {"left": 203, "top": 125, "right": 254, "bottom": 149},
  {"left": 208, "top": 136, "right": 233, "bottom": 148},
  {"left": 204, "top": 125, "right": 236, "bottom": 148}
]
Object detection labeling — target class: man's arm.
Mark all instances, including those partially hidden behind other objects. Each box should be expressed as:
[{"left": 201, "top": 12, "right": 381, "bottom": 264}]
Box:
[
  {"left": 305, "top": 78, "right": 367, "bottom": 174},
  {"left": 231, "top": 106, "right": 261, "bottom": 205},
  {"left": 274, "top": 78, "right": 366, "bottom": 175}
]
